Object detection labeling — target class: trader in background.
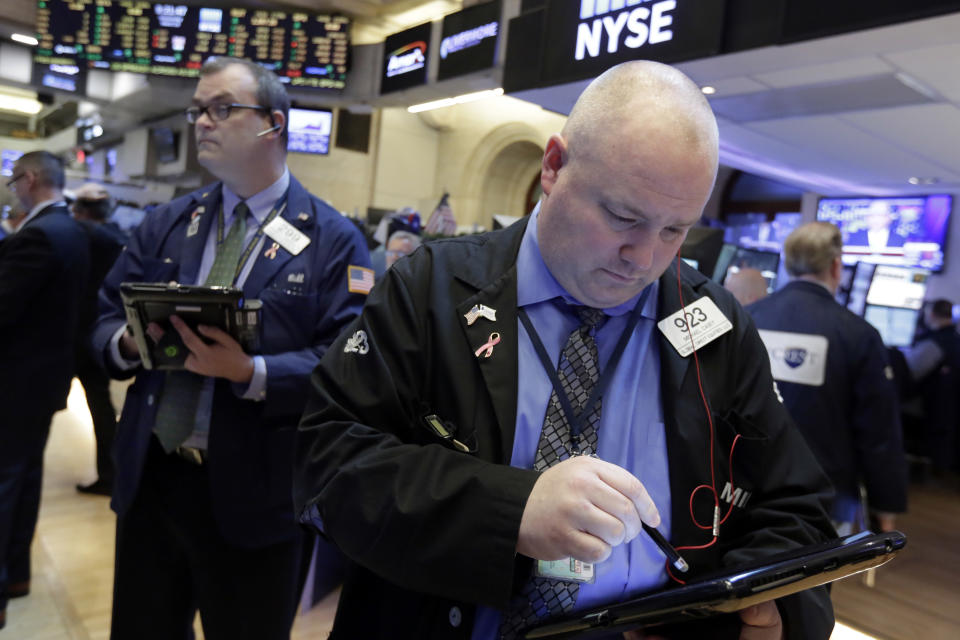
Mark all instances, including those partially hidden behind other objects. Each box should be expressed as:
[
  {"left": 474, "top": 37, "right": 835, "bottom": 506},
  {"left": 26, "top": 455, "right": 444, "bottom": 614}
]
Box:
[
  {"left": 91, "top": 57, "right": 370, "bottom": 639},
  {"left": 295, "top": 61, "right": 835, "bottom": 640},
  {"left": 72, "top": 182, "right": 127, "bottom": 497},
  {"left": 749, "top": 222, "right": 907, "bottom": 534},
  {"left": 901, "top": 298, "right": 960, "bottom": 475},
  {"left": 0, "top": 151, "right": 90, "bottom": 630}
]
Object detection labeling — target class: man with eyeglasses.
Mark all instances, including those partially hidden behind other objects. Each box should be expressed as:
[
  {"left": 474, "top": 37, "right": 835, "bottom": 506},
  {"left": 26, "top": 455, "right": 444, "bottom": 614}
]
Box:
[
  {"left": 0, "top": 151, "right": 90, "bottom": 630},
  {"left": 91, "top": 56, "right": 371, "bottom": 639}
]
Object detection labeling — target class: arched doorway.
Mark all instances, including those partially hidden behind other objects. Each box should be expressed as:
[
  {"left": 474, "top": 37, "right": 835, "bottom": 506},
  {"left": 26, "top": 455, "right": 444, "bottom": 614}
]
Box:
[
  {"left": 456, "top": 122, "right": 544, "bottom": 228},
  {"left": 479, "top": 140, "right": 543, "bottom": 223}
]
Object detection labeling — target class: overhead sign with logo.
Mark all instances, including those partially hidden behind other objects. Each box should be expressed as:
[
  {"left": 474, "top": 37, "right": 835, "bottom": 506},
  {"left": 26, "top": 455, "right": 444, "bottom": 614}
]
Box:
[
  {"left": 438, "top": 0, "right": 501, "bottom": 81},
  {"left": 540, "top": 0, "right": 727, "bottom": 86},
  {"left": 381, "top": 21, "right": 432, "bottom": 94}
]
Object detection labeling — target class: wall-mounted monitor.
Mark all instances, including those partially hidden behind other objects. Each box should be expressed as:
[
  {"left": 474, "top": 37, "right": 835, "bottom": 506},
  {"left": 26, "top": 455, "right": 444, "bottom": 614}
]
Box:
[
  {"left": 437, "top": 0, "right": 501, "bottom": 81},
  {"left": 32, "top": 61, "right": 87, "bottom": 94},
  {"left": 381, "top": 22, "right": 431, "bottom": 94},
  {"left": 816, "top": 195, "right": 952, "bottom": 272},
  {"left": 34, "top": 1, "right": 350, "bottom": 89},
  {"left": 1, "top": 149, "right": 24, "bottom": 177},
  {"left": 151, "top": 127, "right": 179, "bottom": 164},
  {"left": 287, "top": 107, "right": 332, "bottom": 155}
]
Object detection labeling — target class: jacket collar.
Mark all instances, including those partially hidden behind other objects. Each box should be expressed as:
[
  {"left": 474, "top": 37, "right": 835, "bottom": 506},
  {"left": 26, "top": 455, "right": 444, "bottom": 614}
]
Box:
[
  {"left": 453, "top": 219, "right": 528, "bottom": 460},
  {"left": 783, "top": 278, "right": 835, "bottom": 300}
]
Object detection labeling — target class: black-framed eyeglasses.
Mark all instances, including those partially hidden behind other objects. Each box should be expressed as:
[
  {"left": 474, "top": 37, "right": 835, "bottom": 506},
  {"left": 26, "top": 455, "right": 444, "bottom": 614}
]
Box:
[
  {"left": 5, "top": 173, "right": 26, "bottom": 188},
  {"left": 185, "top": 103, "right": 268, "bottom": 124}
]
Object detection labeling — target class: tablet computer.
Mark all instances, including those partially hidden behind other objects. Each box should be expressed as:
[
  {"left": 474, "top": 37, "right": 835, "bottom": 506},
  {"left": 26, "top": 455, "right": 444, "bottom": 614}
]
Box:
[
  {"left": 523, "top": 530, "right": 906, "bottom": 639},
  {"left": 119, "top": 282, "right": 262, "bottom": 370}
]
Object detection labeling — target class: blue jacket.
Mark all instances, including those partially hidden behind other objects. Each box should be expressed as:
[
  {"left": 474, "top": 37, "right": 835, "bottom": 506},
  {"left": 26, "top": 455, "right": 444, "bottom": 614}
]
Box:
[{"left": 92, "top": 176, "right": 370, "bottom": 547}]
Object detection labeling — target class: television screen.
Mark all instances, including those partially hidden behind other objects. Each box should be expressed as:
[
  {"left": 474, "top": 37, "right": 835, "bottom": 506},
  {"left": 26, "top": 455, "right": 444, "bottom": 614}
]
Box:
[
  {"left": 1, "top": 149, "right": 24, "bottom": 177},
  {"left": 816, "top": 195, "right": 952, "bottom": 272},
  {"left": 863, "top": 305, "right": 921, "bottom": 348},
  {"left": 865, "top": 265, "right": 929, "bottom": 310},
  {"left": 723, "top": 212, "right": 803, "bottom": 252},
  {"left": 679, "top": 227, "right": 724, "bottom": 278},
  {"left": 287, "top": 107, "right": 332, "bottom": 155},
  {"left": 151, "top": 127, "right": 178, "bottom": 164}
]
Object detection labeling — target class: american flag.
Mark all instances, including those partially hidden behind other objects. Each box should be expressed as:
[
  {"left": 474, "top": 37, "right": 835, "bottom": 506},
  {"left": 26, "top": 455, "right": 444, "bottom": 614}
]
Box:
[{"left": 348, "top": 265, "right": 374, "bottom": 294}]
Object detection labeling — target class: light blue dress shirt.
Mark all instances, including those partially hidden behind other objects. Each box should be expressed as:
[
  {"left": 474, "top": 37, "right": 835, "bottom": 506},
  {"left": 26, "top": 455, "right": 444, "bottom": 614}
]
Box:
[
  {"left": 180, "top": 168, "right": 290, "bottom": 448},
  {"left": 472, "top": 208, "right": 670, "bottom": 638}
]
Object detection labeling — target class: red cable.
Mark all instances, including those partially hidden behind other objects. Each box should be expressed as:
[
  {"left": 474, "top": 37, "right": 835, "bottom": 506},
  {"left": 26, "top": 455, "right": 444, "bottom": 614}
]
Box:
[{"left": 667, "top": 254, "right": 742, "bottom": 583}]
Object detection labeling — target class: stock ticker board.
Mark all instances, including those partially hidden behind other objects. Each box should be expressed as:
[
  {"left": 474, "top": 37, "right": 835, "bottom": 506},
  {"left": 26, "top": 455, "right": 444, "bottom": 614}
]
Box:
[{"left": 34, "top": 1, "right": 350, "bottom": 89}]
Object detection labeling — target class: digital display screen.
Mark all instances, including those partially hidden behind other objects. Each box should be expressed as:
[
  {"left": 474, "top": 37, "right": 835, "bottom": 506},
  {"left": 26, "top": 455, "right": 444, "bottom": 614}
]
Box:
[
  {"left": 843, "top": 262, "right": 876, "bottom": 316},
  {"left": 32, "top": 61, "right": 87, "bottom": 93},
  {"left": 287, "top": 107, "right": 332, "bottom": 155},
  {"left": 724, "top": 212, "right": 803, "bottom": 252},
  {"left": 817, "top": 194, "right": 952, "bottom": 272},
  {"left": 866, "top": 265, "right": 929, "bottom": 311},
  {"left": 718, "top": 246, "right": 781, "bottom": 291},
  {"left": 381, "top": 21, "right": 431, "bottom": 95},
  {"left": 1, "top": 150, "right": 24, "bottom": 177},
  {"left": 437, "top": 0, "right": 500, "bottom": 81},
  {"left": 34, "top": 1, "right": 350, "bottom": 89},
  {"left": 863, "top": 305, "right": 921, "bottom": 348}
]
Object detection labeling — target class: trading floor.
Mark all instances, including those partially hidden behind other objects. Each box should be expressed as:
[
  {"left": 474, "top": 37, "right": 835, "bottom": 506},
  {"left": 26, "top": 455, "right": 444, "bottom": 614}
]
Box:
[{"left": 2, "top": 381, "right": 956, "bottom": 639}]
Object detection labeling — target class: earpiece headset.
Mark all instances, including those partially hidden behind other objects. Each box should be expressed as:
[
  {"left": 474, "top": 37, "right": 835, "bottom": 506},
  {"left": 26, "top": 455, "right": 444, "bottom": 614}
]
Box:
[
  {"left": 256, "top": 124, "right": 282, "bottom": 137},
  {"left": 256, "top": 114, "right": 282, "bottom": 137}
]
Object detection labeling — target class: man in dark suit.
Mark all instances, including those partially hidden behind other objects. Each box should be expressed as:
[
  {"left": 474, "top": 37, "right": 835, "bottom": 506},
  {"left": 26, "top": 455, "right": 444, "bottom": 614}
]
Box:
[
  {"left": 72, "top": 182, "right": 126, "bottom": 496},
  {"left": 749, "top": 222, "right": 907, "bottom": 535},
  {"left": 0, "top": 151, "right": 90, "bottom": 629},
  {"left": 91, "top": 57, "right": 370, "bottom": 639}
]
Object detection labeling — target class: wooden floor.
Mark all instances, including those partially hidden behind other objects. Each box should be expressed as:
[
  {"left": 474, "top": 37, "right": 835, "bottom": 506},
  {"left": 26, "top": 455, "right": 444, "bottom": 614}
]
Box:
[{"left": 2, "top": 380, "right": 957, "bottom": 639}]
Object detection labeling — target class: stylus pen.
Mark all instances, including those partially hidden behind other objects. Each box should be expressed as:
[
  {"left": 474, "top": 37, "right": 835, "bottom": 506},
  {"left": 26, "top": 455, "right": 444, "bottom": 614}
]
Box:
[{"left": 643, "top": 522, "right": 689, "bottom": 573}]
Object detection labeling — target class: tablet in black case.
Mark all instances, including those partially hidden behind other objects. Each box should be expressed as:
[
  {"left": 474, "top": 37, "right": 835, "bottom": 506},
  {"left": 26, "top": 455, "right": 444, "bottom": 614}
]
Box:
[
  {"left": 523, "top": 530, "right": 906, "bottom": 639},
  {"left": 120, "top": 282, "right": 262, "bottom": 370}
]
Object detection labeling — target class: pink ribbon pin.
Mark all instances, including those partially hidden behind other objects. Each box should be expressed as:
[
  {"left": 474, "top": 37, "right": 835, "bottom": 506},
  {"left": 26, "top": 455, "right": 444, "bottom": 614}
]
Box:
[
  {"left": 474, "top": 332, "right": 501, "bottom": 358},
  {"left": 264, "top": 242, "right": 280, "bottom": 260}
]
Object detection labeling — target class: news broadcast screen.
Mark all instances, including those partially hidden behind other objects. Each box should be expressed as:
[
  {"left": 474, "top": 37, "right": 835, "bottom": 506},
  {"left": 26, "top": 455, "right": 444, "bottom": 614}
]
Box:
[{"left": 816, "top": 195, "right": 952, "bottom": 272}]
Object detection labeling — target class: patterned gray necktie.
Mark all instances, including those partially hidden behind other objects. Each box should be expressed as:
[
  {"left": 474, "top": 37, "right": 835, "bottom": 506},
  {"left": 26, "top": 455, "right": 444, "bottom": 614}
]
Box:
[
  {"left": 152, "top": 202, "right": 249, "bottom": 452},
  {"left": 499, "top": 306, "right": 607, "bottom": 639}
]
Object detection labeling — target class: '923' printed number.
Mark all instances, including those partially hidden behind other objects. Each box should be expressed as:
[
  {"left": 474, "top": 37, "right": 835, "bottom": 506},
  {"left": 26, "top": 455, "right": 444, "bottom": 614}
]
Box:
[{"left": 673, "top": 306, "right": 708, "bottom": 332}]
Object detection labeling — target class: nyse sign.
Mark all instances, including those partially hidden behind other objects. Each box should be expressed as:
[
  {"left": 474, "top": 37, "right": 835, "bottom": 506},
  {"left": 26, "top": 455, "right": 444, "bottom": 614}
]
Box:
[
  {"left": 575, "top": 0, "right": 676, "bottom": 60},
  {"left": 540, "top": 0, "right": 727, "bottom": 85}
]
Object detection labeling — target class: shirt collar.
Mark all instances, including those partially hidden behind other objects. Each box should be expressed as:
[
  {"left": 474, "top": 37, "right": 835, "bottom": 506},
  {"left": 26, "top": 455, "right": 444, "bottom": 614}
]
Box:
[
  {"left": 22, "top": 198, "right": 66, "bottom": 227},
  {"left": 220, "top": 167, "right": 290, "bottom": 226},
  {"left": 516, "top": 204, "right": 658, "bottom": 319}
]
